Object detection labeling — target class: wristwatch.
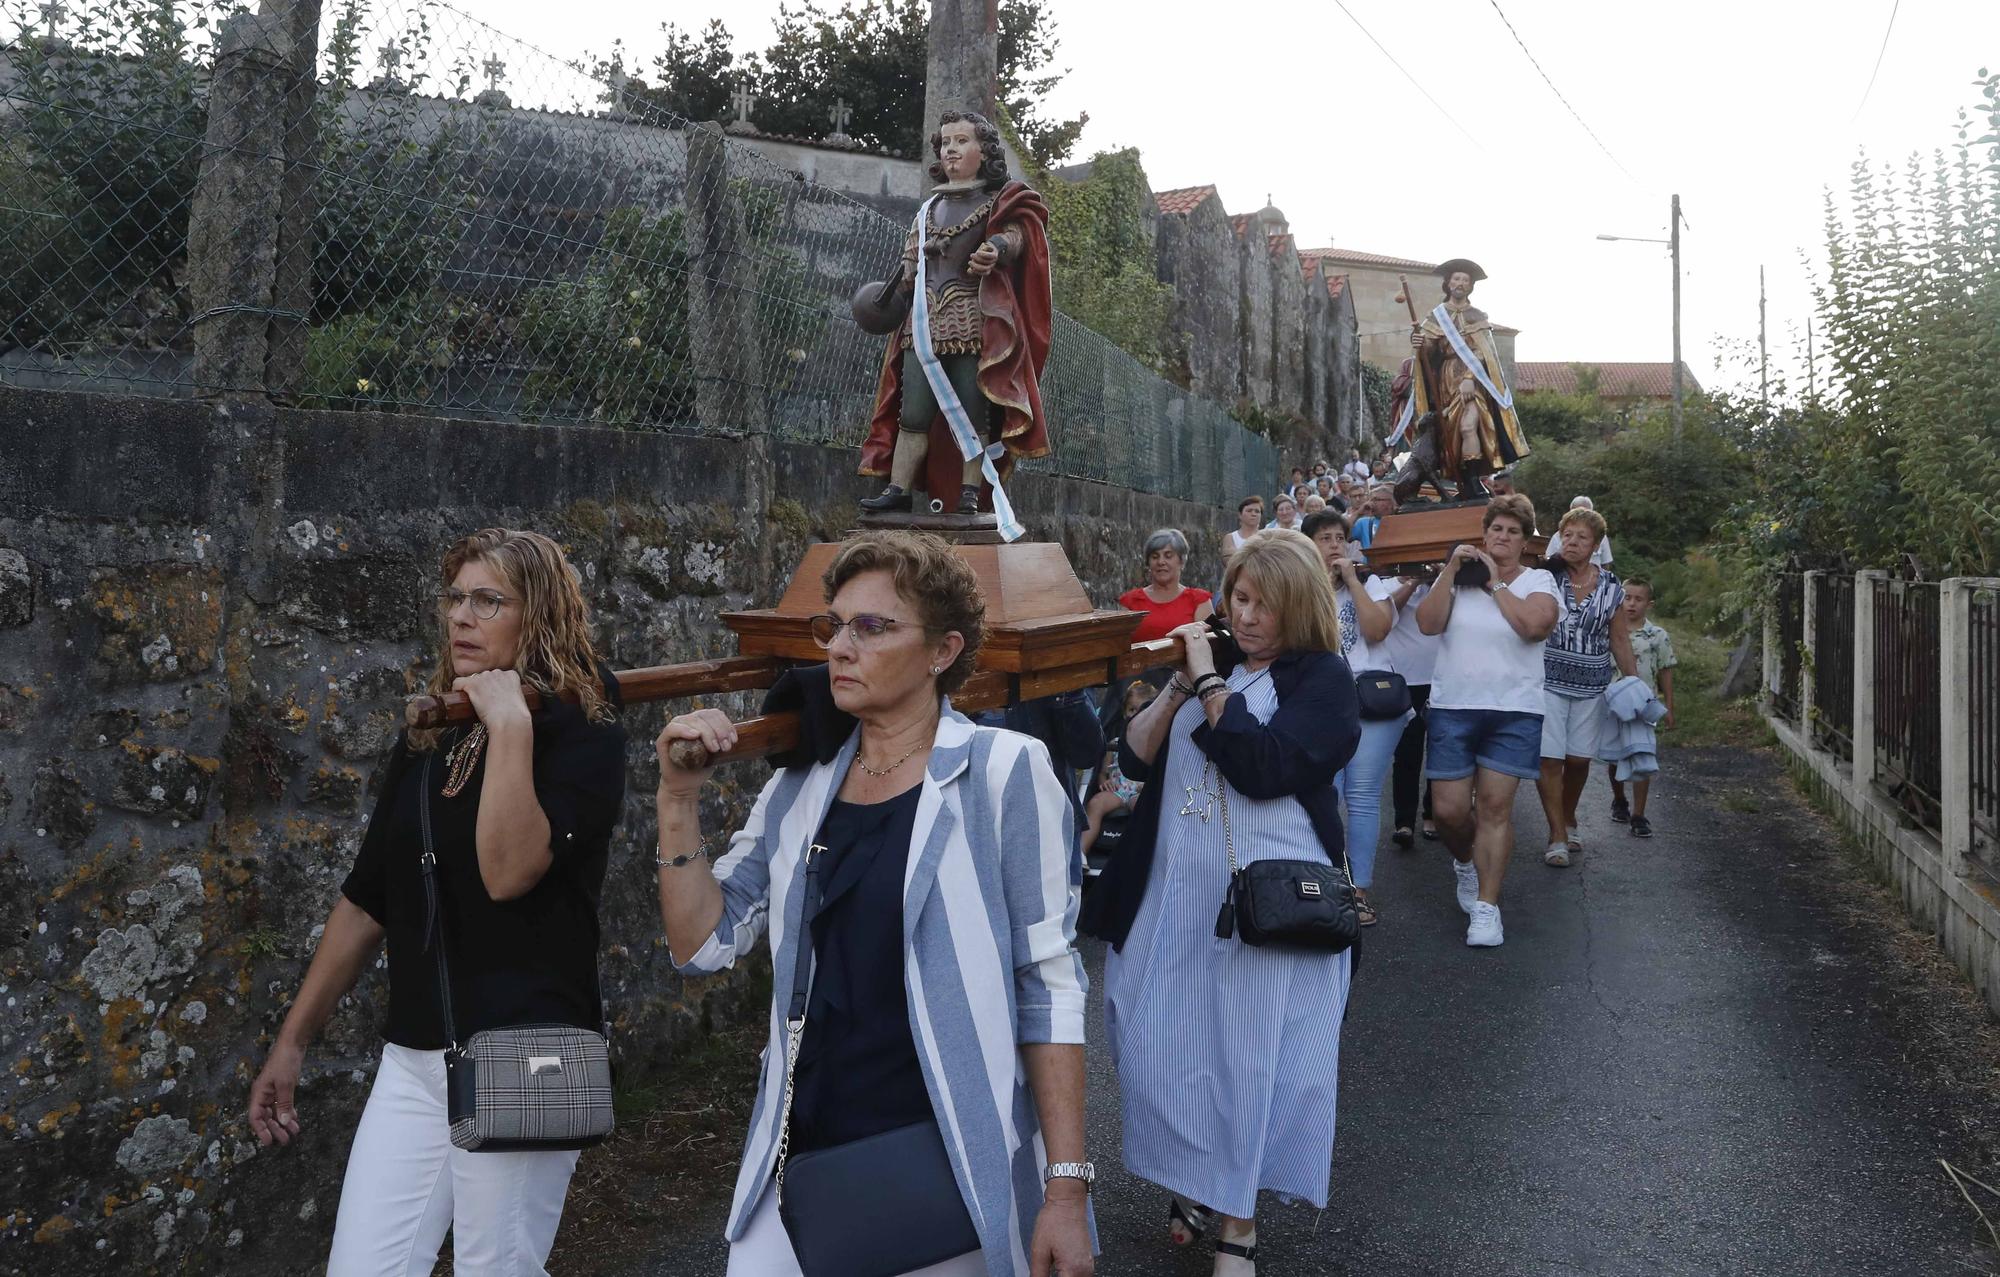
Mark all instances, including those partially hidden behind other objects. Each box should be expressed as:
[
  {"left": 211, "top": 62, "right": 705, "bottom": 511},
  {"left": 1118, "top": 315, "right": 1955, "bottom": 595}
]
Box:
[{"left": 1043, "top": 1161, "right": 1096, "bottom": 1189}]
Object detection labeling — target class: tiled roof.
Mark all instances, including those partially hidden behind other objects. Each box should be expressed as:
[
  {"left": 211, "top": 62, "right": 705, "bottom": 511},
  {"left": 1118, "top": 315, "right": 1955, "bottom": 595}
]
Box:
[
  {"left": 1514, "top": 361, "right": 1703, "bottom": 398},
  {"left": 1297, "top": 246, "right": 1440, "bottom": 273},
  {"left": 1327, "top": 274, "right": 1347, "bottom": 301},
  {"left": 1268, "top": 232, "right": 1295, "bottom": 260},
  {"left": 1155, "top": 184, "right": 1218, "bottom": 216},
  {"left": 1229, "top": 212, "right": 1253, "bottom": 237}
]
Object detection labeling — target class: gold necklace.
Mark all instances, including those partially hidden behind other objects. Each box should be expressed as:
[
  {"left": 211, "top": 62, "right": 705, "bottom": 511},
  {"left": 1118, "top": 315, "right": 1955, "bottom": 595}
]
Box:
[
  {"left": 442, "top": 723, "right": 487, "bottom": 798},
  {"left": 855, "top": 741, "right": 924, "bottom": 778}
]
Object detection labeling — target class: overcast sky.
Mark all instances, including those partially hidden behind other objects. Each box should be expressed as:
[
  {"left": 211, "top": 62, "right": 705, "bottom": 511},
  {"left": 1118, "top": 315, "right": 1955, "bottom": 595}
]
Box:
[{"left": 471, "top": 0, "right": 2000, "bottom": 397}]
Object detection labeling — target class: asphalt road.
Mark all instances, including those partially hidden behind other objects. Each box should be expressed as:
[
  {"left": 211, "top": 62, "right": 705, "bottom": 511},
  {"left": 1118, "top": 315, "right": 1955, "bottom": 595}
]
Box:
[{"left": 628, "top": 746, "right": 1992, "bottom": 1276}]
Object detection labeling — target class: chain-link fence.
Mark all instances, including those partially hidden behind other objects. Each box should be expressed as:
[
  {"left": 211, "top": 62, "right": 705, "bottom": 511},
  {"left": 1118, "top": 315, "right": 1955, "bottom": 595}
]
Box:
[{"left": 0, "top": 0, "right": 1274, "bottom": 504}]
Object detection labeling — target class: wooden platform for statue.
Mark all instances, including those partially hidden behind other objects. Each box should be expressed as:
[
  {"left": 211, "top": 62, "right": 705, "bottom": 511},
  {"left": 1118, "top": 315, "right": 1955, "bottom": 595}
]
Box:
[
  {"left": 722, "top": 539, "right": 1144, "bottom": 707},
  {"left": 1367, "top": 502, "right": 1548, "bottom": 574},
  {"left": 852, "top": 508, "right": 1008, "bottom": 545}
]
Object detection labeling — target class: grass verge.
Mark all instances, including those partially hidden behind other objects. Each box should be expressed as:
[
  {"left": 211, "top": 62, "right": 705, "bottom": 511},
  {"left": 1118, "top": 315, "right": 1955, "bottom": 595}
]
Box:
[{"left": 1654, "top": 613, "right": 1765, "bottom": 750}]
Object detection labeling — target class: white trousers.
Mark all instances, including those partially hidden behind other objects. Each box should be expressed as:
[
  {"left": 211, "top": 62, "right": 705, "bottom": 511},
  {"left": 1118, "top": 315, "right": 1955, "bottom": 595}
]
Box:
[
  {"left": 327, "top": 1043, "right": 580, "bottom": 1277},
  {"left": 726, "top": 1182, "right": 988, "bottom": 1277}
]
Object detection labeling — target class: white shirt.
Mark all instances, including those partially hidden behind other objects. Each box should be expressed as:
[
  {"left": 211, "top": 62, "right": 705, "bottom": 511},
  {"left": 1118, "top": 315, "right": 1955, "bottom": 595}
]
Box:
[
  {"left": 1379, "top": 581, "right": 1440, "bottom": 687},
  {"left": 1429, "top": 568, "right": 1561, "bottom": 714},
  {"left": 1337, "top": 574, "right": 1400, "bottom": 673},
  {"left": 1343, "top": 460, "right": 1371, "bottom": 482},
  {"left": 1227, "top": 529, "right": 1256, "bottom": 553},
  {"left": 1591, "top": 535, "right": 1614, "bottom": 567}
]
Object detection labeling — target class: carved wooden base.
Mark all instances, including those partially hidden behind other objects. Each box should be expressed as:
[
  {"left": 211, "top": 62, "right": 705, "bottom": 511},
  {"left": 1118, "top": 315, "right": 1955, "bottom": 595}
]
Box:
[
  {"left": 1368, "top": 503, "right": 1548, "bottom": 574},
  {"left": 852, "top": 509, "right": 1004, "bottom": 544}
]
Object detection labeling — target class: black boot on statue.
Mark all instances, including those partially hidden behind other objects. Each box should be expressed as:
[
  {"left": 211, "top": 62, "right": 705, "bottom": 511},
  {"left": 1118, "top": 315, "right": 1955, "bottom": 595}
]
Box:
[
  {"left": 957, "top": 485, "right": 981, "bottom": 516},
  {"left": 1456, "top": 465, "right": 1488, "bottom": 502},
  {"left": 858, "top": 485, "right": 914, "bottom": 513}
]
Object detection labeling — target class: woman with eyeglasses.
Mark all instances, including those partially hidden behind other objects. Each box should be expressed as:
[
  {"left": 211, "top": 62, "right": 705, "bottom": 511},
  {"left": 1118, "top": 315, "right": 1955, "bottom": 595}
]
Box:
[
  {"left": 653, "top": 531, "right": 1095, "bottom": 1277},
  {"left": 247, "top": 528, "right": 627, "bottom": 1276}
]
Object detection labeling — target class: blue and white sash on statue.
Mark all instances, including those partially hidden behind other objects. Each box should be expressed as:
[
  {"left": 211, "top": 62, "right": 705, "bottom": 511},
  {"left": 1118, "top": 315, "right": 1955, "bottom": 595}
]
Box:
[
  {"left": 1429, "top": 303, "right": 1514, "bottom": 412},
  {"left": 910, "top": 194, "right": 1025, "bottom": 542}
]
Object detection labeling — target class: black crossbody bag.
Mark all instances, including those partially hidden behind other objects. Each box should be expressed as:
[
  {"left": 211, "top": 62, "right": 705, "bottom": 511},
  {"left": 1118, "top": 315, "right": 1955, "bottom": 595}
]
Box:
[
  {"left": 1353, "top": 669, "right": 1411, "bottom": 721},
  {"left": 1206, "top": 760, "right": 1363, "bottom": 953},
  {"left": 775, "top": 841, "right": 981, "bottom": 1276},
  {"left": 417, "top": 754, "right": 615, "bottom": 1152}
]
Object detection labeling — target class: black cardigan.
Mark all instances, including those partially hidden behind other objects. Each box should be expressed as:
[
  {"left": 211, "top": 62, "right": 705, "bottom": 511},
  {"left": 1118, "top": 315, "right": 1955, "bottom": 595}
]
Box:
[{"left": 1079, "top": 648, "right": 1362, "bottom": 950}]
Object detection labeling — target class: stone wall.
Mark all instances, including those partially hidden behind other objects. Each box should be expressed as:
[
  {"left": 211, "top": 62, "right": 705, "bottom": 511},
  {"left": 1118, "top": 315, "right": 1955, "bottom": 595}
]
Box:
[
  {"left": 0, "top": 386, "right": 1229, "bottom": 1274},
  {"left": 1154, "top": 195, "right": 1241, "bottom": 406}
]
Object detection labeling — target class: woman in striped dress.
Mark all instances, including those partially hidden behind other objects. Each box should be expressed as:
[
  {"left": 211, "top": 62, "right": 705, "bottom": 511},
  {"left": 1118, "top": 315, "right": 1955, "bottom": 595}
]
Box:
[
  {"left": 1536, "top": 506, "right": 1636, "bottom": 866},
  {"left": 1082, "top": 529, "right": 1361, "bottom": 1276}
]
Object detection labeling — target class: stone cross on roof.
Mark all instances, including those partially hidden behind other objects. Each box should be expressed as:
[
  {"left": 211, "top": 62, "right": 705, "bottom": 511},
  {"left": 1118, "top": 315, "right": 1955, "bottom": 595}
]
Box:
[
  {"left": 38, "top": 1, "right": 64, "bottom": 36},
  {"left": 482, "top": 55, "right": 506, "bottom": 90},
  {"left": 725, "top": 82, "right": 758, "bottom": 135},
  {"left": 828, "top": 97, "right": 852, "bottom": 133}
]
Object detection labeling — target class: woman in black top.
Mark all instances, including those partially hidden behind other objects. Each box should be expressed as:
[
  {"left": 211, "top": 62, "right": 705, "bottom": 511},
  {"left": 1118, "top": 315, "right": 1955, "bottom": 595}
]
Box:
[{"left": 246, "top": 528, "right": 626, "bottom": 1277}]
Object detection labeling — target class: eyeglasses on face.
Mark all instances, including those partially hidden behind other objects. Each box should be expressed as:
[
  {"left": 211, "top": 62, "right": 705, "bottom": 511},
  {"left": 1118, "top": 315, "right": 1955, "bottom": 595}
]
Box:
[
  {"left": 807, "top": 613, "right": 926, "bottom": 649},
  {"left": 436, "top": 587, "right": 513, "bottom": 621}
]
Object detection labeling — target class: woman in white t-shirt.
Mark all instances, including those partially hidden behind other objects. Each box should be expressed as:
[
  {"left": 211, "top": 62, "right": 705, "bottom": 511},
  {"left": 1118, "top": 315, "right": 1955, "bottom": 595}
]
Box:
[
  {"left": 1415, "top": 495, "right": 1559, "bottom": 948},
  {"left": 1380, "top": 573, "right": 1441, "bottom": 847},
  {"left": 1305, "top": 509, "right": 1409, "bottom": 926},
  {"left": 1224, "top": 494, "right": 1264, "bottom": 558}
]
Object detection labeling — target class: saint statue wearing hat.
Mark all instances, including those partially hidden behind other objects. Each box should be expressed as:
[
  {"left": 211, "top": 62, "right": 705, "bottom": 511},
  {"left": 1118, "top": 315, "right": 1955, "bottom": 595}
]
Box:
[{"left": 1400, "top": 258, "right": 1529, "bottom": 499}]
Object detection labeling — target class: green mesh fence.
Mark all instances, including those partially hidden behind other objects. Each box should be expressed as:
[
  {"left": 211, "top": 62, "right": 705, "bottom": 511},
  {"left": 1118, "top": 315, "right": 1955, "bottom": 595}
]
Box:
[{"left": 0, "top": 0, "right": 1275, "bottom": 503}]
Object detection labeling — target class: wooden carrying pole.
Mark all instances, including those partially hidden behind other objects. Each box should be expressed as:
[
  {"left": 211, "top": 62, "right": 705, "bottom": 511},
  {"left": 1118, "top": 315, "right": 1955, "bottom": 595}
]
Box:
[{"left": 405, "top": 638, "right": 1193, "bottom": 770}]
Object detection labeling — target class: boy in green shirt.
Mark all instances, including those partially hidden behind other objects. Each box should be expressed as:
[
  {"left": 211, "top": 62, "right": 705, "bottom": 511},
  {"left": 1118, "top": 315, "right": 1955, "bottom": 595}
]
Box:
[{"left": 1608, "top": 577, "right": 1675, "bottom": 837}]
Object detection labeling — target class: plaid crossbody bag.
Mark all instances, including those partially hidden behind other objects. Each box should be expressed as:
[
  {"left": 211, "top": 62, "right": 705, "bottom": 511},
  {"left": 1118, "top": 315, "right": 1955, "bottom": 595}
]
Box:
[{"left": 417, "top": 753, "right": 615, "bottom": 1153}]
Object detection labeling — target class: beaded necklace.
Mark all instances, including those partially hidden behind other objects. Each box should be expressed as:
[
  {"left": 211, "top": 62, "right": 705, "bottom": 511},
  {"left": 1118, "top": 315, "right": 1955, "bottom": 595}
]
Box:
[{"left": 441, "top": 723, "right": 487, "bottom": 798}]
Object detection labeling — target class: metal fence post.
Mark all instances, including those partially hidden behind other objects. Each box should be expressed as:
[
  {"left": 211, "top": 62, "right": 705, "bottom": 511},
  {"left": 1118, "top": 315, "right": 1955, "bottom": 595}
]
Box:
[
  {"left": 186, "top": 0, "right": 321, "bottom": 401},
  {"left": 1802, "top": 569, "right": 1823, "bottom": 738},
  {"left": 1854, "top": 569, "right": 1886, "bottom": 788}
]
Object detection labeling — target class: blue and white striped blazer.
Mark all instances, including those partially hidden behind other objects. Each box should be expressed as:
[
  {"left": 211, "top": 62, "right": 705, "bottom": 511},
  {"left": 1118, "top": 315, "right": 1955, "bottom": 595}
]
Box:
[{"left": 678, "top": 703, "right": 1089, "bottom": 1276}]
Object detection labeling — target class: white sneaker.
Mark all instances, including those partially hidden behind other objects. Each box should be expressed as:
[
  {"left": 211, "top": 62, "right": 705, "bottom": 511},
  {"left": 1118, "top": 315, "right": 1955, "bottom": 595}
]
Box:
[
  {"left": 1466, "top": 901, "right": 1504, "bottom": 947},
  {"left": 1544, "top": 841, "right": 1571, "bottom": 867},
  {"left": 1453, "top": 859, "right": 1480, "bottom": 914}
]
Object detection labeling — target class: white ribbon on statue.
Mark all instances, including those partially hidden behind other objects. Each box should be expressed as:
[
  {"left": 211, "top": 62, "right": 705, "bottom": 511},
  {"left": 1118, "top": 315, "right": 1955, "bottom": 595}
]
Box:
[
  {"left": 910, "top": 194, "right": 1025, "bottom": 543},
  {"left": 1385, "top": 396, "right": 1415, "bottom": 449},
  {"left": 1430, "top": 303, "right": 1515, "bottom": 412}
]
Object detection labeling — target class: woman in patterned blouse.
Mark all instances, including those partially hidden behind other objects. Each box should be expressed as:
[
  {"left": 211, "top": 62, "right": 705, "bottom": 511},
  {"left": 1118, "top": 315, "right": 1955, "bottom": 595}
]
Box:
[{"left": 1536, "top": 507, "right": 1637, "bottom": 867}]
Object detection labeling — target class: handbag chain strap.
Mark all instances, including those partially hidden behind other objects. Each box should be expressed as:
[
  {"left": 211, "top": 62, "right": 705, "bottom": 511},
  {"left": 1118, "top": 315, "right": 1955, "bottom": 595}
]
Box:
[
  {"left": 773, "top": 842, "right": 826, "bottom": 1203},
  {"left": 417, "top": 752, "right": 462, "bottom": 1055},
  {"left": 1210, "top": 759, "right": 1357, "bottom": 885}
]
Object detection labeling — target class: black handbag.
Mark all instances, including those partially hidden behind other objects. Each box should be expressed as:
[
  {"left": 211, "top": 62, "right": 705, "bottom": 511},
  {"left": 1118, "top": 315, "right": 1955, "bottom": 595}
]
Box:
[
  {"left": 776, "top": 842, "right": 981, "bottom": 1276},
  {"left": 417, "top": 754, "right": 615, "bottom": 1153},
  {"left": 1204, "top": 762, "right": 1362, "bottom": 953},
  {"left": 1353, "top": 668, "right": 1411, "bottom": 721}
]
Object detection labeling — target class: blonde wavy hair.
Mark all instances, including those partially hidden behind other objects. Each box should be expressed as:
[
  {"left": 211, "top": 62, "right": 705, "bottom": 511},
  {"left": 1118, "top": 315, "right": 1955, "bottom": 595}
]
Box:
[
  {"left": 1219, "top": 528, "right": 1343, "bottom": 656},
  {"left": 411, "top": 528, "right": 611, "bottom": 751}
]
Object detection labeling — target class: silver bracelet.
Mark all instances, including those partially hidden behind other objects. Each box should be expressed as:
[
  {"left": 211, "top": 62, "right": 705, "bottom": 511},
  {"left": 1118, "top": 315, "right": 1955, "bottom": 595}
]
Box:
[{"left": 654, "top": 846, "right": 710, "bottom": 870}]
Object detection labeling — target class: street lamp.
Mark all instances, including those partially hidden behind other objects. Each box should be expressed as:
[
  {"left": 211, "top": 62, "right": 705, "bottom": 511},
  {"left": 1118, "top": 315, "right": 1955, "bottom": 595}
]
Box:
[{"left": 1596, "top": 193, "right": 1684, "bottom": 441}]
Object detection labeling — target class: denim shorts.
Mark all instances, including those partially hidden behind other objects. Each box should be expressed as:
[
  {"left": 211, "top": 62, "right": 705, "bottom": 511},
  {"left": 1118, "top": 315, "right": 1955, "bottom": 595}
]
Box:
[{"left": 1424, "top": 707, "right": 1544, "bottom": 781}]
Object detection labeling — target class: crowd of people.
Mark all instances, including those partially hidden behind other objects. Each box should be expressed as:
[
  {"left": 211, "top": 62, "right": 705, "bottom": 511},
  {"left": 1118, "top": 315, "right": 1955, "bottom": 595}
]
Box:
[{"left": 245, "top": 452, "right": 1679, "bottom": 1276}]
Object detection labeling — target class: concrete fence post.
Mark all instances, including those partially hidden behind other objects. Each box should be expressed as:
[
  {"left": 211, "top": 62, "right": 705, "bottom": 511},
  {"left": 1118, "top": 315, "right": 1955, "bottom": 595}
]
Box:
[
  {"left": 1853, "top": 569, "right": 1887, "bottom": 788},
  {"left": 186, "top": 0, "right": 321, "bottom": 401},
  {"left": 1802, "top": 569, "right": 1823, "bottom": 740},
  {"left": 1762, "top": 598, "right": 1781, "bottom": 711}
]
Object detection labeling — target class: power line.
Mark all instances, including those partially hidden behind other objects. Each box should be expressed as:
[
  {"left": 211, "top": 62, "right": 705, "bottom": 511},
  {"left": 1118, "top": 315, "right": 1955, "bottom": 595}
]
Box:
[
  {"left": 1483, "top": 0, "right": 1644, "bottom": 188},
  {"left": 1329, "top": 0, "right": 1484, "bottom": 153},
  {"left": 1850, "top": 0, "right": 1900, "bottom": 123}
]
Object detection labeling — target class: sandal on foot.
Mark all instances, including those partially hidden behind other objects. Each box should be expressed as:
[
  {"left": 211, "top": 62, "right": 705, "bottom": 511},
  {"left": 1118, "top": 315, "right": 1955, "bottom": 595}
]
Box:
[
  {"left": 1216, "top": 1237, "right": 1258, "bottom": 1271},
  {"left": 1391, "top": 825, "right": 1415, "bottom": 849},
  {"left": 1355, "top": 889, "right": 1379, "bottom": 927},
  {"left": 1168, "top": 1197, "right": 1212, "bottom": 1247},
  {"left": 1421, "top": 821, "right": 1439, "bottom": 841}
]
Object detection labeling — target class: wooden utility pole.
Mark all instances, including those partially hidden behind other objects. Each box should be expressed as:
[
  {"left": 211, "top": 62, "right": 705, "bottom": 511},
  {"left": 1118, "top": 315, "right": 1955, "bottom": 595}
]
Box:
[
  {"left": 1670, "top": 192, "right": 1684, "bottom": 442},
  {"left": 1759, "top": 264, "right": 1769, "bottom": 413}
]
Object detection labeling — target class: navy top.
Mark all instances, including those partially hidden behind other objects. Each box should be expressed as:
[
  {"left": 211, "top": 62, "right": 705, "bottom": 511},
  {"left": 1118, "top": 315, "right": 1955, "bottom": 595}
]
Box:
[
  {"left": 1080, "top": 648, "right": 1361, "bottom": 950},
  {"left": 792, "top": 783, "right": 935, "bottom": 1153}
]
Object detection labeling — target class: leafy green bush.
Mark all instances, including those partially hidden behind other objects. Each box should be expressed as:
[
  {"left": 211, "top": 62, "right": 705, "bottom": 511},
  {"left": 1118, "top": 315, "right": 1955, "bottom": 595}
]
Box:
[
  {"left": 301, "top": 301, "right": 452, "bottom": 410},
  {"left": 1042, "top": 148, "right": 1173, "bottom": 369}
]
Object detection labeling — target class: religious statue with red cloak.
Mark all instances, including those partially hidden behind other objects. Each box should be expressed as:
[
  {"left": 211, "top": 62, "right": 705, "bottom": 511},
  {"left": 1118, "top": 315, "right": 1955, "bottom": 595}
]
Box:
[{"left": 851, "top": 110, "right": 1052, "bottom": 522}]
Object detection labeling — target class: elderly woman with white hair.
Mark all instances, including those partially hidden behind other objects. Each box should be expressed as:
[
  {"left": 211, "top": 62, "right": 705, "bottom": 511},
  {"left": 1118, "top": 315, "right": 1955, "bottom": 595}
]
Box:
[{"left": 1121, "top": 527, "right": 1216, "bottom": 644}]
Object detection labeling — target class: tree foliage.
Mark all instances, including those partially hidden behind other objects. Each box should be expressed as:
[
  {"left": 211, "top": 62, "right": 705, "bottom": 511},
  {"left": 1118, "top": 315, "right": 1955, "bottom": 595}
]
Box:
[
  {"left": 1709, "top": 68, "right": 2000, "bottom": 582},
  {"left": 1040, "top": 148, "right": 1172, "bottom": 368},
  {"left": 600, "top": 1, "right": 1088, "bottom": 168}
]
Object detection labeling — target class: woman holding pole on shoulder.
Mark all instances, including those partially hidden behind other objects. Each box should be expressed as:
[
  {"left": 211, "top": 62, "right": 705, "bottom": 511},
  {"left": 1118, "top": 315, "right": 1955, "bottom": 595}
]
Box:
[
  {"left": 247, "top": 529, "right": 627, "bottom": 1276},
  {"left": 654, "top": 530, "right": 1094, "bottom": 1277}
]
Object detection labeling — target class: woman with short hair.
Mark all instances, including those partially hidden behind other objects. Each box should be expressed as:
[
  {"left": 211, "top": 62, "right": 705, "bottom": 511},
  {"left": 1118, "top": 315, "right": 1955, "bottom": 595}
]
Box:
[
  {"left": 249, "top": 528, "right": 628, "bottom": 1276},
  {"left": 1536, "top": 506, "right": 1636, "bottom": 866},
  {"left": 655, "top": 531, "right": 1095, "bottom": 1277},
  {"left": 1265, "top": 494, "right": 1300, "bottom": 533},
  {"left": 1121, "top": 527, "right": 1215, "bottom": 644},
  {"left": 1416, "top": 495, "right": 1559, "bottom": 947},
  {"left": 1303, "top": 509, "right": 1408, "bottom": 926},
  {"left": 1225, "top": 495, "right": 1264, "bottom": 558},
  {"left": 1085, "top": 529, "right": 1361, "bottom": 1275}
]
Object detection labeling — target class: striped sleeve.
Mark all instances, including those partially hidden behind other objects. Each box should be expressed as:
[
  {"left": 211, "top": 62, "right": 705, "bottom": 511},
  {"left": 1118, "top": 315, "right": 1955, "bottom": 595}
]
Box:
[
  {"left": 996, "top": 737, "right": 1088, "bottom": 1045},
  {"left": 675, "top": 770, "right": 781, "bottom": 975}
]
